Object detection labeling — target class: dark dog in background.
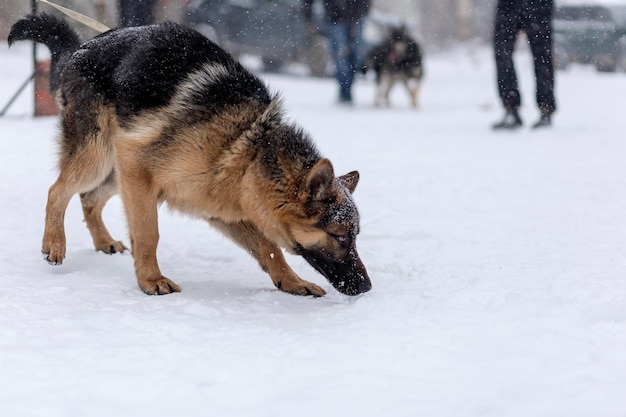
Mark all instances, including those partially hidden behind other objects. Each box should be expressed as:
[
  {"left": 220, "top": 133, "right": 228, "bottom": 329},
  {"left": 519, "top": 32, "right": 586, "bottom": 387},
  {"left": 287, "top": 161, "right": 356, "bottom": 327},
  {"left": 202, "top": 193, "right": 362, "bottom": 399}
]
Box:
[
  {"left": 366, "top": 27, "right": 423, "bottom": 108},
  {"left": 8, "top": 13, "right": 371, "bottom": 297}
]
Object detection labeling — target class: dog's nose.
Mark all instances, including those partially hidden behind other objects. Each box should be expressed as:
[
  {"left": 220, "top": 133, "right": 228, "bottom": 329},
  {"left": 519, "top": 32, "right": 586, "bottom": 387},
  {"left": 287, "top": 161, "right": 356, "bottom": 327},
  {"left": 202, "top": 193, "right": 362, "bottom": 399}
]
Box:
[
  {"left": 341, "top": 250, "right": 371, "bottom": 295},
  {"left": 335, "top": 270, "right": 371, "bottom": 296},
  {"left": 359, "top": 276, "right": 372, "bottom": 293}
]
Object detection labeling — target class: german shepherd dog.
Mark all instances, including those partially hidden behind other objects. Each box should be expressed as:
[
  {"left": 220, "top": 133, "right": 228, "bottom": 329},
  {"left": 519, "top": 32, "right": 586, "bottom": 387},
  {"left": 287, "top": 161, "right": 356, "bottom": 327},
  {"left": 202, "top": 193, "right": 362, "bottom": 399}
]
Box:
[
  {"left": 8, "top": 13, "right": 371, "bottom": 297},
  {"left": 366, "top": 27, "right": 423, "bottom": 108}
]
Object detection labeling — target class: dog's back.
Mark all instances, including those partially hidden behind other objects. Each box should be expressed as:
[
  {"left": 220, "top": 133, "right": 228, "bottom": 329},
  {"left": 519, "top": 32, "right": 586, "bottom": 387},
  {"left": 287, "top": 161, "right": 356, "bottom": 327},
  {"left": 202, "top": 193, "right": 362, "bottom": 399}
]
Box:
[{"left": 82, "top": 24, "right": 273, "bottom": 121}]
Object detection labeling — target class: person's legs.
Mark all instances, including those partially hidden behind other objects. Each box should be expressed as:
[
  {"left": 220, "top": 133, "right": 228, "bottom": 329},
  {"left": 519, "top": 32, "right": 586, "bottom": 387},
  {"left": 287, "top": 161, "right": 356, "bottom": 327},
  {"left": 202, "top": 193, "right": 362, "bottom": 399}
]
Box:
[
  {"left": 494, "top": 10, "right": 521, "bottom": 110},
  {"left": 493, "top": 7, "right": 523, "bottom": 129},
  {"left": 525, "top": 10, "right": 556, "bottom": 126},
  {"left": 327, "top": 22, "right": 354, "bottom": 102}
]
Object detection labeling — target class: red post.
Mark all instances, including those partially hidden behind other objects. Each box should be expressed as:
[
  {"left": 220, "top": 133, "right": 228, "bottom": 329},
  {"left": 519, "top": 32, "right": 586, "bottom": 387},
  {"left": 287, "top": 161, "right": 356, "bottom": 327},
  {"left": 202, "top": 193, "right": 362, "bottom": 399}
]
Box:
[{"left": 34, "top": 60, "right": 57, "bottom": 116}]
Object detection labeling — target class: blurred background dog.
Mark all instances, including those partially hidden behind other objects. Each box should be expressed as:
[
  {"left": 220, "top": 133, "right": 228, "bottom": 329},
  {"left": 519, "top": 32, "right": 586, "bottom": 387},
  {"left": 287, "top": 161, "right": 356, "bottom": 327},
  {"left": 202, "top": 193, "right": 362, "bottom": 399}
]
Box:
[{"left": 365, "top": 27, "right": 423, "bottom": 108}]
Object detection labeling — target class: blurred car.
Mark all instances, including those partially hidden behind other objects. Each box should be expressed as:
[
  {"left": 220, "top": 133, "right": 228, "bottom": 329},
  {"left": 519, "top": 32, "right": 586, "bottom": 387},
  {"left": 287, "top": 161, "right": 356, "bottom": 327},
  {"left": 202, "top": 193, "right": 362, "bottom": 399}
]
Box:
[
  {"left": 184, "top": 0, "right": 330, "bottom": 76},
  {"left": 553, "top": 3, "right": 626, "bottom": 72},
  {"left": 184, "top": 0, "right": 408, "bottom": 76}
]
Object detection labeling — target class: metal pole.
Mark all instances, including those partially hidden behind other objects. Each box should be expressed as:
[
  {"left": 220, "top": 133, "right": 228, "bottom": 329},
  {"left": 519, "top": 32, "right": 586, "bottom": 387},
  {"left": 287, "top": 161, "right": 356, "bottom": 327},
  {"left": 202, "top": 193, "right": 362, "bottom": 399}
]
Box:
[
  {"left": 31, "top": 0, "right": 38, "bottom": 114},
  {"left": 0, "top": 0, "right": 38, "bottom": 117},
  {"left": 0, "top": 74, "right": 35, "bottom": 117},
  {"left": 32, "top": 0, "right": 37, "bottom": 63}
]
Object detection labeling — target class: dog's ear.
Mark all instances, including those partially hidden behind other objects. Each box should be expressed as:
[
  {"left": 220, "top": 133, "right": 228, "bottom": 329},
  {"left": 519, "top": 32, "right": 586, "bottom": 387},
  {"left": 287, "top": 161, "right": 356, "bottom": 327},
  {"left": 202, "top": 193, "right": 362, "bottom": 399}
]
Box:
[
  {"left": 338, "top": 171, "right": 359, "bottom": 194},
  {"left": 305, "top": 158, "right": 335, "bottom": 201}
]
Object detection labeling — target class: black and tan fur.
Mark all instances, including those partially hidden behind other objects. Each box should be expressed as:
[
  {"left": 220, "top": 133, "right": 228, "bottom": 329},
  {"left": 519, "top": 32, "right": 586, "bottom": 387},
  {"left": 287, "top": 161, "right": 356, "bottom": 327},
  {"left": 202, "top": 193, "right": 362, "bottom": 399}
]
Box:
[
  {"left": 8, "top": 13, "right": 371, "bottom": 297},
  {"left": 366, "top": 27, "right": 423, "bottom": 108}
]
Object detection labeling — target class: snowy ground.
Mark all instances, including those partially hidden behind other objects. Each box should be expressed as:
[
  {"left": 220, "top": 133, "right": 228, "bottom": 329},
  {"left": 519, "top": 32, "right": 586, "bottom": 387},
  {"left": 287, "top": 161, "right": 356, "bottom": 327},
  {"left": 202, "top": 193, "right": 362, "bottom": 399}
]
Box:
[{"left": 1, "top": 40, "right": 626, "bottom": 417}]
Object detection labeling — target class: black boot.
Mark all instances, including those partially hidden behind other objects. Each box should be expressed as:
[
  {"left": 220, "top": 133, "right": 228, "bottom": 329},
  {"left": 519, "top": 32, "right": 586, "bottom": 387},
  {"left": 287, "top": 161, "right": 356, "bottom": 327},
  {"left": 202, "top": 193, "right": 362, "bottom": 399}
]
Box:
[
  {"left": 492, "top": 108, "right": 522, "bottom": 130},
  {"left": 532, "top": 111, "right": 552, "bottom": 129}
]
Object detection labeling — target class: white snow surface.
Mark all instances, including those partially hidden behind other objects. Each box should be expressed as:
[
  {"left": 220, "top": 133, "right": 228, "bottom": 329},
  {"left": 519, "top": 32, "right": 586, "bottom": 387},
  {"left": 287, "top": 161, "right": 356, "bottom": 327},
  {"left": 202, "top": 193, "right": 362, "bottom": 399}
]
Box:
[{"left": 1, "top": 41, "right": 626, "bottom": 417}]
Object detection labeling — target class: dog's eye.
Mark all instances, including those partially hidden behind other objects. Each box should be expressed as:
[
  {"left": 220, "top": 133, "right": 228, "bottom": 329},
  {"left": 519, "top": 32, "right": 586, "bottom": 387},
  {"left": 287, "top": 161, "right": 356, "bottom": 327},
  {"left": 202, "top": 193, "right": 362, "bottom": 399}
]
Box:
[{"left": 331, "top": 233, "right": 350, "bottom": 246}]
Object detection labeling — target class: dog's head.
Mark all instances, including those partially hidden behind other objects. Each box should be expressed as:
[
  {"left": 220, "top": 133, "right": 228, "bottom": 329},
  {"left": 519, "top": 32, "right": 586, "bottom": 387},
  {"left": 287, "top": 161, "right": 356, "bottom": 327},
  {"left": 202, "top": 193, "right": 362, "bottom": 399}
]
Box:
[
  {"left": 288, "top": 159, "right": 372, "bottom": 296},
  {"left": 387, "top": 28, "right": 414, "bottom": 61}
]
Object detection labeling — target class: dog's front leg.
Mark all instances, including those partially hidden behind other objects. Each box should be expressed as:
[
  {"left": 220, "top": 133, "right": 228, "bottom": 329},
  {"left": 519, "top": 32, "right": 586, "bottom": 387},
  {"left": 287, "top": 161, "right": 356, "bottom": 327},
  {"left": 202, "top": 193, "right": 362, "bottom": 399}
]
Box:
[
  {"left": 116, "top": 157, "right": 180, "bottom": 295},
  {"left": 125, "top": 185, "right": 180, "bottom": 295},
  {"left": 209, "top": 219, "right": 326, "bottom": 297}
]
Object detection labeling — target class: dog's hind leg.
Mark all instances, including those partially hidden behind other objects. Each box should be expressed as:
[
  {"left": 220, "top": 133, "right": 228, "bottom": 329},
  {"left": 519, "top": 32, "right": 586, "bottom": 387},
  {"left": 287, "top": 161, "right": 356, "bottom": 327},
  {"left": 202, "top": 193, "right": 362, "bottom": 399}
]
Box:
[
  {"left": 42, "top": 174, "right": 76, "bottom": 265},
  {"left": 208, "top": 219, "right": 326, "bottom": 297},
  {"left": 375, "top": 74, "right": 394, "bottom": 107},
  {"left": 79, "top": 170, "right": 128, "bottom": 255},
  {"left": 42, "top": 96, "right": 117, "bottom": 265},
  {"left": 405, "top": 77, "right": 421, "bottom": 108},
  {"left": 43, "top": 150, "right": 115, "bottom": 264}
]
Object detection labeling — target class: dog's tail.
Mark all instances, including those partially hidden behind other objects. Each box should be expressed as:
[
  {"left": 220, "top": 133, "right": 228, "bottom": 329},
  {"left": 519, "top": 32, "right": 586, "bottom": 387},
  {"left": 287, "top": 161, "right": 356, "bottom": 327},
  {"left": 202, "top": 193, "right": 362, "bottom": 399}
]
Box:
[{"left": 8, "top": 13, "right": 81, "bottom": 92}]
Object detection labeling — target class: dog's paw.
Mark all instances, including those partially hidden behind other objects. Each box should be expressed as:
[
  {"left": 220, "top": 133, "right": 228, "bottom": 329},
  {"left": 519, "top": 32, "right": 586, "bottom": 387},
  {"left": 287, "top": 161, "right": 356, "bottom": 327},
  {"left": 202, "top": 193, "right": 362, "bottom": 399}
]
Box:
[
  {"left": 42, "top": 242, "right": 66, "bottom": 265},
  {"left": 138, "top": 276, "right": 181, "bottom": 295},
  {"left": 96, "top": 240, "right": 128, "bottom": 255},
  {"left": 275, "top": 279, "right": 326, "bottom": 297}
]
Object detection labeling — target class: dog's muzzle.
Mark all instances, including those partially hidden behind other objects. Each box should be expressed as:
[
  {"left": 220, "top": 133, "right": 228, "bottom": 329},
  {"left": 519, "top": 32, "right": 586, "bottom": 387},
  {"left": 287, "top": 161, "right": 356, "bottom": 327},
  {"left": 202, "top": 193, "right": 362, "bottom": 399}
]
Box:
[{"left": 299, "top": 246, "right": 372, "bottom": 296}]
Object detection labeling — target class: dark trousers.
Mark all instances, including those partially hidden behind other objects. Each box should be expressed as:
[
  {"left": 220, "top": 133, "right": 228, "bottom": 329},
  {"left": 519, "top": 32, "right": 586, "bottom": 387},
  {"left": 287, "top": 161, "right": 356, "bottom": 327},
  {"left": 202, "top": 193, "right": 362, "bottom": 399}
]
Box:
[
  {"left": 494, "top": 4, "right": 556, "bottom": 113},
  {"left": 326, "top": 19, "right": 365, "bottom": 101}
]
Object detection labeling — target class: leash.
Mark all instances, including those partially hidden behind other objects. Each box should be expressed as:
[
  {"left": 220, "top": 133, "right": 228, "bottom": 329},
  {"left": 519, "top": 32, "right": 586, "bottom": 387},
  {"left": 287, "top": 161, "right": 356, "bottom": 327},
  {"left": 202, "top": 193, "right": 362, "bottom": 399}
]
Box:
[{"left": 39, "top": 0, "right": 110, "bottom": 33}]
